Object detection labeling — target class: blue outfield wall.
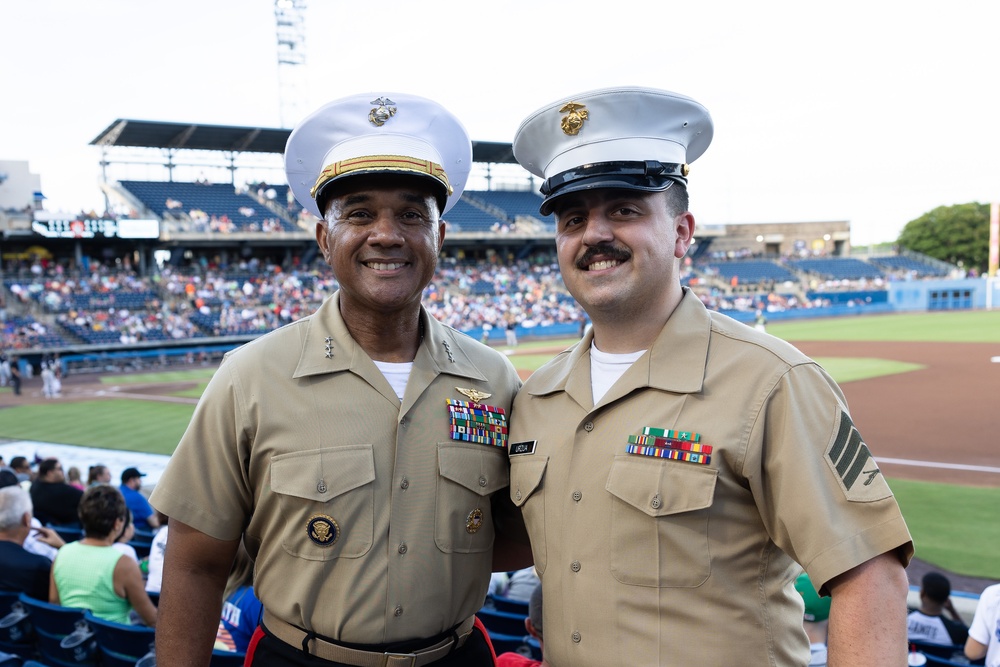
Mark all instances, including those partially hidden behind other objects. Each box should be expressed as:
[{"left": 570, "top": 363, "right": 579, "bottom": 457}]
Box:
[{"left": 889, "top": 277, "right": 1000, "bottom": 311}]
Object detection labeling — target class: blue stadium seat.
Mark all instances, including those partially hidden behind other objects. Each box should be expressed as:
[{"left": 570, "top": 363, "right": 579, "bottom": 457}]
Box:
[
  {"left": 83, "top": 613, "right": 154, "bottom": 667},
  {"left": 476, "top": 608, "right": 527, "bottom": 637},
  {"left": 0, "top": 592, "right": 34, "bottom": 658},
  {"left": 487, "top": 632, "right": 541, "bottom": 660},
  {"left": 486, "top": 594, "right": 529, "bottom": 617},
  {"left": 16, "top": 594, "right": 96, "bottom": 667},
  {"left": 209, "top": 649, "right": 247, "bottom": 666}
]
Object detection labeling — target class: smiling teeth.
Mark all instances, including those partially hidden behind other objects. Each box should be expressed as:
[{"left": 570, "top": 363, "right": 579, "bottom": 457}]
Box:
[
  {"left": 367, "top": 262, "right": 405, "bottom": 271},
  {"left": 588, "top": 260, "right": 620, "bottom": 271}
]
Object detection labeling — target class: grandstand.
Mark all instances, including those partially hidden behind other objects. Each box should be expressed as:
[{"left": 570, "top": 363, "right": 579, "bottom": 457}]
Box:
[{"left": 2, "top": 117, "right": 990, "bottom": 375}]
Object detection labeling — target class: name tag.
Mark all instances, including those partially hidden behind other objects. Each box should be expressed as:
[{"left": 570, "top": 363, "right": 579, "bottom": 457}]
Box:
[{"left": 509, "top": 440, "right": 536, "bottom": 456}]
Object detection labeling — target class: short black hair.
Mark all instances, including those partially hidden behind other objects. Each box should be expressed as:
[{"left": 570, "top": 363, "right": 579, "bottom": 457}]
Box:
[
  {"left": 37, "top": 458, "right": 60, "bottom": 477},
  {"left": 921, "top": 572, "right": 951, "bottom": 603}
]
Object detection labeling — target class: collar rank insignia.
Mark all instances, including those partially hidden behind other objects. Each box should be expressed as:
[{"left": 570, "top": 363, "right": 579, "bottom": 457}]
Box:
[
  {"left": 559, "top": 102, "right": 588, "bottom": 136},
  {"left": 324, "top": 336, "right": 333, "bottom": 359},
  {"left": 456, "top": 387, "right": 491, "bottom": 402},
  {"left": 369, "top": 97, "right": 397, "bottom": 126},
  {"left": 306, "top": 514, "right": 339, "bottom": 546}
]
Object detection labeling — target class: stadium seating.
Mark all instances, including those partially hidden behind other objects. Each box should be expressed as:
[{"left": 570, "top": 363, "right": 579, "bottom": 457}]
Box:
[
  {"left": 486, "top": 594, "right": 529, "bottom": 617},
  {"left": 870, "top": 254, "right": 949, "bottom": 277},
  {"left": 476, "top": 607, "right": 529, "bottom": 637},
  {"left": 83, "top": 613, "right": 154, "bottom": 667},
  {"left": 442, "top": 199, "right": 506, "bottom": 232},
  {"left": 704, "top": 260, "right": 797, "bottom": 284},
  {"left": 789, "top": 257, "right": 883, "bottom": 280},
  {"left": 0, "top": 592, "right": 34, "bottom": 658},
  {"left": 488, "top": 632, "right": 542, "bottom": 660},
  {"left": 16, "top": 594, "right": 96, "bottom": 667}
]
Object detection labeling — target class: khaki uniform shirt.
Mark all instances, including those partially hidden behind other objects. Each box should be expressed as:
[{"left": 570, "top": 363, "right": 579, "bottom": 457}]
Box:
[
  {"left": 151, "top": 293, "right": 521, "bottom": 644},
  {"left": 508, "top": 289, "right": 913, "bottom": 666}
]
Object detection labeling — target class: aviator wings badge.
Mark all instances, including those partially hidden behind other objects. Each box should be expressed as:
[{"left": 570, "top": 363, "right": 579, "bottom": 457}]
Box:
[{"left": 456, "top": 387, "right": 492, "bottom": 402}]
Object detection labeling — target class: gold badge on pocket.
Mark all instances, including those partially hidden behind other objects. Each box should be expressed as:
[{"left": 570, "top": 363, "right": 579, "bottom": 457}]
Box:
[
  {"left": 307, "top": 514, "right": 340, "bottom": 546},
  {"left": 466, "top": 508, "right": 484, "bottom": 534}
]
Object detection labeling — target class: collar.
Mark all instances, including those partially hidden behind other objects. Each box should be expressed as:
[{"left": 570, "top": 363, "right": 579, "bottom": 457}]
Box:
[
  {"left": 526, "top": 288, "right": 710, "bottom": 403},
  {"left": 292, "top": 291, "right": 488, "bottom": 383}
]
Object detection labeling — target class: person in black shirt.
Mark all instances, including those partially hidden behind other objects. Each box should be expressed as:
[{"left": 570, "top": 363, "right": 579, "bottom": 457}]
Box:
[{"left": 0, "top": 471, "right": 65, "bottom": 599}]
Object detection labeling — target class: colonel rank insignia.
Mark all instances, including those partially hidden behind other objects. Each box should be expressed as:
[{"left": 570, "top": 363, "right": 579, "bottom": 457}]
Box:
[
  {"left": 559, "top": 102, "right": 588, "bottom": 136},
  {"left": 369, "top": 97, "right": 397, "bottom": 126}
]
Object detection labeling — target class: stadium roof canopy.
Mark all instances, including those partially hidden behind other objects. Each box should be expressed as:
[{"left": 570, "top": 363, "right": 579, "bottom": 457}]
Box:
[{"left": 90, "top": 119, "right": 517, "bottom": 164}]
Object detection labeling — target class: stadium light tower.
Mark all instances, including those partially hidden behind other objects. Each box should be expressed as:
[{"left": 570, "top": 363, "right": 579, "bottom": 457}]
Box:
[{"left": 275, "top": 0, "right": 308, "bottom": 128}]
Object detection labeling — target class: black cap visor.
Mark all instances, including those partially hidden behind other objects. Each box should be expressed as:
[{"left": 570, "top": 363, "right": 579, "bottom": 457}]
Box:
[{"left": 539, "top": 161, "right": 687, "bottom": 216}]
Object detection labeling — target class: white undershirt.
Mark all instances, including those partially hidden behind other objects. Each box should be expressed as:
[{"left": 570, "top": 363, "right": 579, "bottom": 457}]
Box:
[
  {"left": 590, "top": 343, "right": 646, "bottom": 404},
  {"left": 373, "top": 360, "right": 413, "bottom": 402}
]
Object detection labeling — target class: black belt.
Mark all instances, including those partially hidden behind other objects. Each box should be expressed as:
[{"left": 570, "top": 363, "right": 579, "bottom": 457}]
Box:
[{"left": 262, "top": 610, "right": 475, "bottom": 667}]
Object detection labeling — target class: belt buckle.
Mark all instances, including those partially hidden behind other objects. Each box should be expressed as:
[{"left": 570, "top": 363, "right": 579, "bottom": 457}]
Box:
[{"left": 381, "top": 652, "right": 417, "bottom": 667}]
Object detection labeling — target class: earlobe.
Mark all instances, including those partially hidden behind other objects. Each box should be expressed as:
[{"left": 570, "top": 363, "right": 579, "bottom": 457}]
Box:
[{"left": 675, "top": 212, "right": 696, "bottom": 257}]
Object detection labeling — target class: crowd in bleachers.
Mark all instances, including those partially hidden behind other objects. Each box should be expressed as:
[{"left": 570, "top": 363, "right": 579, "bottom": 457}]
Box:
[{"left": 2, "top": 247, "right": 958, "bottom": 355}]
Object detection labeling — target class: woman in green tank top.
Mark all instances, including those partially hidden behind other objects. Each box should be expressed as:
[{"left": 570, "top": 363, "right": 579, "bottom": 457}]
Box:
[{"left": 50, "top": 484, "right": 158, "bottom": 627}]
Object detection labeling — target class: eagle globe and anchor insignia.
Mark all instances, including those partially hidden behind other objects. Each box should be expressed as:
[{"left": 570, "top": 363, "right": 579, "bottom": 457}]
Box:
[
  {"left": 307, "top": 514, "right": 340, "bottom": 546},
  {"left": 559, "top": 102, "right": 588, "bottom": 136},
  {"left": 368, "top": 97, "right": 397, "bottom": 127}
]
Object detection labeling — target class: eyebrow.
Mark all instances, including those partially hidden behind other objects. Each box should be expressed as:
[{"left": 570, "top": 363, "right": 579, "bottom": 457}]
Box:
[{"left": 340, "top": 191, "right": 431, "bottom": 208}]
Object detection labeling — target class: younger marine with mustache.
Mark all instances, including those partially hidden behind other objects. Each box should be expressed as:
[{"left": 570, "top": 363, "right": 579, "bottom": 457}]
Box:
[
  {"left": 151, "top": 93, "right": 526, "bottom": 667},
  {"left": 506, "top": 87, "right": 913, "bottom": 667}
]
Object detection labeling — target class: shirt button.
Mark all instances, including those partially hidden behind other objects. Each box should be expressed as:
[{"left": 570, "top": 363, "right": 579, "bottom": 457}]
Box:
[
  {"left": 572, "top": 490, "right": 582, "bottom": 502},
  {"left": 398, "top": 543, "right": 407, "bottom": 554},
  {"left": 583, "top": 421, "right": 594, "bottom": 432},
  {"left": 651, "top": 494, "right": 661, "bottom": 509},
  {"left": 515, "top": 490, "right": 522, "bottom": 501},
  {"left": 571, "top": 561, "right": 581, "bottom": 572},
  {"left": 400, "top": 477, "right": 409, "bottom": 490},
  {"left": 400, "top": 418, "right": 407, "bottom": 428},
  {"left": 572, "top": 631, "right": 581, "bottom": 643},
  {"left": 394, "top": 606, "right": 403, "bottom": 617},
  {"left": 478, "top": 475, "right": 488, "bottom": 487}
]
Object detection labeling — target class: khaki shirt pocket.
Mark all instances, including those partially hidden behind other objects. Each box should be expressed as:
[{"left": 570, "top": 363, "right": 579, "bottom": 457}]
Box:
[
  {"left": 270, "top": 445, "right": 375, "bottom": 561},
  {"left": 435, "top": 443, "right": 509, "bottom": 554},
  {"left": 509, "top": 456, "right": 548, "bottom": 574},
  {"left": 606, "top": 455, "right": 718, "bottom": 587}
]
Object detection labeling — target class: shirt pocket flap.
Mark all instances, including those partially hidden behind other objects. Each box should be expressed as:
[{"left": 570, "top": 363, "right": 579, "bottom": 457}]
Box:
[
  {"left": 438, "top": 443, "right": 509, "bottom": 497},
  {"left": 606, "top": 456, "right": 717, "bottom": 518},
  {"left": 510, "top": 457, "right": 548, "bottom": 508},
  {"left": 270, "top": 445, "right": 375, "bottom": 501}
]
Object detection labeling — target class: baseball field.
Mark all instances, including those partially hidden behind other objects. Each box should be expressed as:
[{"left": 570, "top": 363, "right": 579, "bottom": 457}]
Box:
[{"left": 2, "top": 309, "right": 999, "bottom": 588}]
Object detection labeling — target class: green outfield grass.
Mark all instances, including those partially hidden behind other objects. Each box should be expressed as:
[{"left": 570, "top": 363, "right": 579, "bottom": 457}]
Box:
[
  {"left": 768, "top": 310, "right": 1000, "bottom": 342},
  {"left": 888, "top": 478, "right": 1000, "bottom": 579}
]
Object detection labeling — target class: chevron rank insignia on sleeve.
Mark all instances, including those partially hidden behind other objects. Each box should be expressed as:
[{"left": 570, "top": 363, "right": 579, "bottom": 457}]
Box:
[{"left": 825, "top": 411, "right": 893, "bottom": 501}]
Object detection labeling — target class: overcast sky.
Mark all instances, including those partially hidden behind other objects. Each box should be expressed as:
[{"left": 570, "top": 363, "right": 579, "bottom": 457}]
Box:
[{"left": 2, "top": 0, "right": 998, "bottom": 245}]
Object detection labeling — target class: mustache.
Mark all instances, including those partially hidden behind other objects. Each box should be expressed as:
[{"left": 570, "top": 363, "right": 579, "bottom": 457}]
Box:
[{"left": 576, "top": 244, "right": 632, "bottom": 270}]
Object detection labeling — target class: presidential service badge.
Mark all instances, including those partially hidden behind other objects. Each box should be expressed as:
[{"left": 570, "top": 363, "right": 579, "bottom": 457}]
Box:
[
  {"left": 368, "top": 97, "right": 397, "bottom": 127},
  {"left": 559, "top": 102, "right": 588, "bottom": 136},
  {"left": 307, "top": 514, "right": 340, "bottom": 546},
  {"left": 466, "top": 508, "right": 484, "bottom": 534}
]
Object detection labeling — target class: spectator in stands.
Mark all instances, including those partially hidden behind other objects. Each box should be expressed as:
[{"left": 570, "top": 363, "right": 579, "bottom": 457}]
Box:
[
  {"left": 66, "top": 466, "right": 85, "bottom": 490},
  {"left": 9, "top": 456, "right": 32, "bottom": 487},
  {"left": 496, "top": 582, "right": 545, "bottom": 667},
  {"left": 88, "top": 464, "right": 112, "bottom": 486},
  {"left": 503, "top": 567, "right": 540, "bottom": 602},
  {"left": 795, "top": 572, "right": 831, "bottom": 666},
  {"left": 0, "top": 349, "right": 10, "bottom": 386},
  {"left": 151, "top": 92, "right": 523, "bottom": 666},
  {"left": 965, "top": 582, "right": 1000, "bottom": 666},
  {"left": 144, "top": 518, "right": 168, "bottom": 595},
  {"left": 112, "top": 509, "right": 140, "bottom": 564},
  {"left": 907, "top": 572, "right": 968, "bottom": 651},
  {"left": 50, "top": 484, "right": 157, "bottom": 626},
  {"left": 0, "top": 474, "right": 65, "bottom": 599},
  {"left": 119, "top": 467, "right": 159, "bottom": 531},
  {"left": 507, "top": 86, "right": 913, "bottom": 666},
  {"left": 215, "top": 544, "right": 262, "bottom": 654},
  {"left": 30, "top": 458, "right": 84, "bottom": 526}
]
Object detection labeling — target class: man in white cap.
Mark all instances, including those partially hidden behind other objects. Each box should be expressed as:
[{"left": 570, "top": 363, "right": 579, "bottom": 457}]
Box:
[
  {"left": 506, "top": 86, "right": 913, "bottom": 666},
  {"left": 151, "top": 93, "right": 525, "bottom": 666}
]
